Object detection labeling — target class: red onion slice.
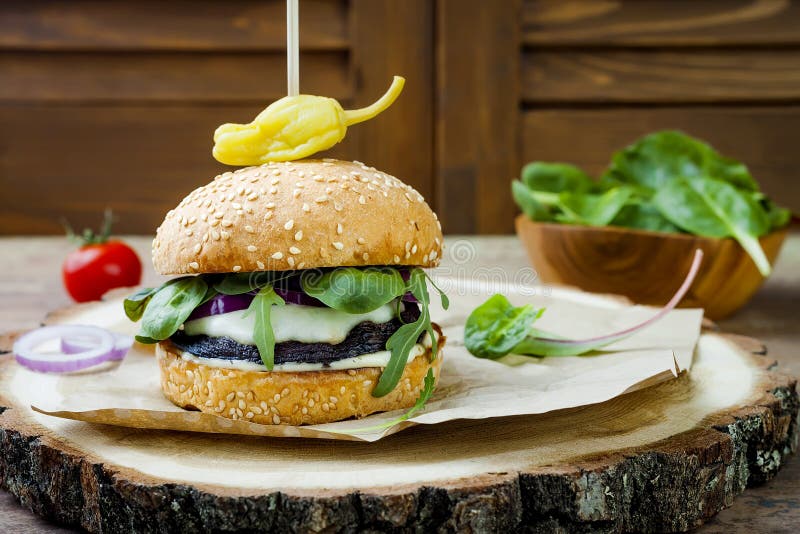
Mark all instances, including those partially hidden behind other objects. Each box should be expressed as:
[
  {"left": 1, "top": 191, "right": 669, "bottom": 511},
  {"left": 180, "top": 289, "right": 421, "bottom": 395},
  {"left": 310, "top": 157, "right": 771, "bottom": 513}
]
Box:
[
  {"left": 60, "top": 331, "right": 133, "bottom": 361},
  {"left": 13, "top": 325, "right": 130, "bottom": 373}
]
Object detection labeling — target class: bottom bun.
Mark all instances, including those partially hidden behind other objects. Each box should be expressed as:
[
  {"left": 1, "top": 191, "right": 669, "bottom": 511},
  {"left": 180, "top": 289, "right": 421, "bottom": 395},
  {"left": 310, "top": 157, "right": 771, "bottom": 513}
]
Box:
[{"left": 156, "top": 334, "right": 445, "bottom": 426}]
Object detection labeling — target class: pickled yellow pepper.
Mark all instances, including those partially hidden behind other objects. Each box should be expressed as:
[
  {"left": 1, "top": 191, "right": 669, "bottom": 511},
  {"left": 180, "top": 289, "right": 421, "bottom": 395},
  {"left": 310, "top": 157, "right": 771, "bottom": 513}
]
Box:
[{"left": 213, "top": 76, "right": 405, "bottom": 165}]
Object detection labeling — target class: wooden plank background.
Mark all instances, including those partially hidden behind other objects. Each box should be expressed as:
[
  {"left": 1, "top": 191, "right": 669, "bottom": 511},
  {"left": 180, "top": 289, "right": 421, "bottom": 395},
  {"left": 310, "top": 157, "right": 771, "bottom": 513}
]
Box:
[{"left": 1, "top": 0, "right": 799, "bottom": 235}]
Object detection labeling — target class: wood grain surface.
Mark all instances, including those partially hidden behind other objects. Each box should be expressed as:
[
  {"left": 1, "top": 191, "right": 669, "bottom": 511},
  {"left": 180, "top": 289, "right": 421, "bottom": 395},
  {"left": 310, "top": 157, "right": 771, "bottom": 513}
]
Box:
[
  {"left": 523, "top": 0, "right": 800, "bottom": 47},
  {"left": 0, "top": 235, "right": 798, "bottom": 532}
]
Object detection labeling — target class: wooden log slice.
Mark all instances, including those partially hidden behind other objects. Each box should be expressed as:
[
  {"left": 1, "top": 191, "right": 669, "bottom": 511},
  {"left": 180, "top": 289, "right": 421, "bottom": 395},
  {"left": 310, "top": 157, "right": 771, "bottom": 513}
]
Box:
[{"left": 0, "top": 328, "right": 796, "bottom": 533}]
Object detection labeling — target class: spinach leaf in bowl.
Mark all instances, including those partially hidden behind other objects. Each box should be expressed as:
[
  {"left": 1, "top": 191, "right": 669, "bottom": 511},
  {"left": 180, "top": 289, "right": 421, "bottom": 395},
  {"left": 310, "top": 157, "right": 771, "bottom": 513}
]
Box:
[
  {"left": 603, "top": 130, "right": 759, "bottom": 195},
  {"left": 653, "top": 175, "right": 771, "bottom": 275}
]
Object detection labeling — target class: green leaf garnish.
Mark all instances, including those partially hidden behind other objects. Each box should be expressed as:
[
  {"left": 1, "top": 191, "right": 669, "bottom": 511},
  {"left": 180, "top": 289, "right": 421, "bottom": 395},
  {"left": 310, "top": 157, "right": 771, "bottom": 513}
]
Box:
[
  {"left": 123, "top": 286, "right": 158, "bottom": 321},
  {"left": 465, "top": 250, "right": 703, "bottom": 359},
  {"left": 138, "top": 277, "right": 208, "bottom": 341},
  {"left": 464, "top": 294, "right": 544, "bottom": 359},
  {"left": 653, "top": 176, "right": 771, "bottom": 275},
  {"left": 424, "top": 273, "right": 450, "bottom": 310},
  {"left": 373, "top": 269, "right": 435, "bottom": 397},
  {"left": 353, "top": 368, "right": 437, "bottom": 433},
  {"left": 246, "top": 285, "right": 286, "bottom": 370},
  {"left": 300, "top": 267, "right": 406, "bottom": 313}
]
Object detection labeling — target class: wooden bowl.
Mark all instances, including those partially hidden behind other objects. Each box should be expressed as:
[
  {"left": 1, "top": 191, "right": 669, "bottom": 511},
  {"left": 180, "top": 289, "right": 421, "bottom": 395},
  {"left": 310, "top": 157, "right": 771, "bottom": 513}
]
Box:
[{"left": 515, "top": 215, "right": 789, "bottom": 320}]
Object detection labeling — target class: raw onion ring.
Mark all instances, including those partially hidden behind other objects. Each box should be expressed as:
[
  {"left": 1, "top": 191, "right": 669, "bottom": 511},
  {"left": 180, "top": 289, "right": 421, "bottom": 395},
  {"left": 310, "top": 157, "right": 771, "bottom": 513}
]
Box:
[{"left": 13, "top": 325, "right": 129, "bottom": 373}]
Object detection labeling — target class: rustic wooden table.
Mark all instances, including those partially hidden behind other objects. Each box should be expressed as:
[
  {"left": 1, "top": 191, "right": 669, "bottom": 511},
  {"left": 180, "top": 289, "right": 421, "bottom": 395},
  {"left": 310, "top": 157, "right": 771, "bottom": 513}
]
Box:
[{"left": 2, "top": 235, "right": 798, "bottom": 533}]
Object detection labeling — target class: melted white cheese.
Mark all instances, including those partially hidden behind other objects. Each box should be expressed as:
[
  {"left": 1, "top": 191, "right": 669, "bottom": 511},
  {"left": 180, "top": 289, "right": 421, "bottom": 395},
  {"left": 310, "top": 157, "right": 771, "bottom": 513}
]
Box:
[
  {"left": 179, "top": 340, "right": 430, "bottom": 373},
  {"left": 183, "top": 302, "right": 397, "bottom": 345}
]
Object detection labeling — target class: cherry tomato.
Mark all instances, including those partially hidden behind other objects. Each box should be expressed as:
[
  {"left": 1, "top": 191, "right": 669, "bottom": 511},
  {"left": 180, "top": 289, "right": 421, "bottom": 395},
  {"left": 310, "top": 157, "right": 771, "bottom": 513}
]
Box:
[
  {"left": 62, "top": 240, "right": 142, "bottom": 302},
  {"left": 61, "top": 212, "right": 143, "bottom": 302}
]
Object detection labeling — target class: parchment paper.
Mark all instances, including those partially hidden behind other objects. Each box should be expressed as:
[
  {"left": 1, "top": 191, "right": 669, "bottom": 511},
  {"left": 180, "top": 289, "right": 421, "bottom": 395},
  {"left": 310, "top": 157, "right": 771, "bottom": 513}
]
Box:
[{"left": 15, "top": 279, "right": 703, "bottom": 442}]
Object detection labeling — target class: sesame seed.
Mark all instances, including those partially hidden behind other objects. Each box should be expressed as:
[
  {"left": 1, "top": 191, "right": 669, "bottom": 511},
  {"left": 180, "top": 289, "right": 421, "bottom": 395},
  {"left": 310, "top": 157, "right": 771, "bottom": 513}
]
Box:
[
  {"left": 193, "top": 243, "right": 202, "bottom": 254},
  {"left": 226, "top": 392, "right": 235, "bottom": 402},
  {"left": 271, "top": 252, "right": 284, "bottom": 260},
  {"left": 287, "top": 257, "right": 296, "bottom": 267},
  {"left": 332, "top": 242, "right": 344, "bottom": 250},
  {"left": 284, "top": 219, "right": 294, "bottom": 230},
  {"left": 430, "top": 250, "right": 438, "bottom": 260},
  {"left": 315, "top": 195, "right": 328, "bottom": 203},
  {"left": 257, "top": 260, "right": 265, "bottom": 269},
  {"left": 264, "top": 211, "right": 273, "bottom": 220},
  {"left": 269, "top": 186, "right": 278, "bottom": 194},
  {"left": 334, "top": 201, "right": 344, "bottom": 211},
  {"left": 412, "top": 244, "right": 418, "bottom": 254},
  {"left": 233, "top": 265, "right": 242, "bottom": 272},
  {"left": 247, "top": 245, "right": 257, "bottom": 252},
  {"left": 301, "top": 407, "right": 308, "bottom": 414},
  {"left": 358, "top": 195, "right": 366, "bottom": 204},
  {"left": 238, "top": 399, "right": 246, "bottom": 410},
  {"left": 185, "top": 229, "right": 193, "bottom": 237},
  {"left": 302, "top": 203, "right": 311, "bottom": 212},
  {"left": 266, "top": 202, "right": 276, "bottom": 209},
  {"left": 232, "top": 202, "right": 242, "bottom": 209},
  {"left": 289, "top": 246, "right": 301, "bottom": 255},
  {"left": 272, "top": 415, "right": 280, "bottom": 424},
  {"left": 340, "top": 386, "right": 346, "bottom": 394},
  {"left": 393, "top": 255, "right": 401, "bottom": 263},
  {"left": 294, "top": 230, "right": 303, "bottom": 241},
  {"left": 221, "top": 220, "right": 233, "bottom": 228},
  {"left": 357, "top": 237, "right": 366, "bottom": 245},
  {"left": 362, "top": 252, "right": 369, "bottom": 261},
  {"left": 336, "top": 223, "right": 343, "bottom": 234},
  {"left": 245, "top": 225, "right": 255, "bottom": 233},
  {"left": 297, "top": 262, "right": 305, "bottom": 269},
  {"left": 189, "top": 262, "right": 199, "bottom": 270},
  {"left": 211, "top": 230, "right": 220, "bottom": 241},
  {"left": 214, "top": 211, "right": 224, "bottom": 219},
  {"left": 221, "top": 231, "right": 230, "bottom": 240},
  {"left": 293, "top": 189, "right": 301, "bottom": 198}
]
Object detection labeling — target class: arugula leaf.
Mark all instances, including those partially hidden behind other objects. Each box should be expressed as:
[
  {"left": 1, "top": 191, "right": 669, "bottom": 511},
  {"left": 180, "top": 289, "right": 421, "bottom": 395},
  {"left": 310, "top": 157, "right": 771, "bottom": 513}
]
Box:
[
  {"left": 123, "top": 287, "right": 158, "bottom": 321},
  {"left": 464, "top": 294, "right": 544, "bottom": 359},
  {"left": 353, "top": 368, "right": 437, "bottom": 433},
  {"left": 653, "top": 176, "right": 771, "bottom": 275},
  {"left": 300, "top": 267, "right": 406, "bottom": 314},
  {"left": 373, "top": 269, "right": 434, "bottom": 397},
  {"left": 246, "top": 285, "right": 286, "bottom": 370},
  {"left": 424, "top": 273, "right": 450, "bottom": 310},
  {"left": 138, "top": 277, "right": 208, "bottom": 341}
]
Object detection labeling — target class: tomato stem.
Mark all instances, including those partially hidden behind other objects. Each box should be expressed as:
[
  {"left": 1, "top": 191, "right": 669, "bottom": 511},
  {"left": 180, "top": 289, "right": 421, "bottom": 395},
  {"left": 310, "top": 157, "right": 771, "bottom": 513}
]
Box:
[{"left": 63, "top": 209, "right": 115, "bottom": 246}]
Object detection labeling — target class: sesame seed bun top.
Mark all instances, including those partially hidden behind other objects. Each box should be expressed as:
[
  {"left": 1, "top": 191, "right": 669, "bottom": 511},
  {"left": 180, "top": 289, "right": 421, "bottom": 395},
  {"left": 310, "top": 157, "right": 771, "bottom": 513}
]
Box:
[{"left": 152, "top": 159, "right": 444, "bottom": 274}]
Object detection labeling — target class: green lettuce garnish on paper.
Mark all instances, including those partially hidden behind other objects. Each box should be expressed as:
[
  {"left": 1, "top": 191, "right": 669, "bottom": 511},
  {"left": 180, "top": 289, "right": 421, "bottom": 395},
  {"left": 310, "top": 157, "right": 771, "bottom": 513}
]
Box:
[
  {"left": 465, "top": 250, "right": 703, "bottom": 359},
  {"left": 512, "top": 130, "right": 791, "bottom": 276}
]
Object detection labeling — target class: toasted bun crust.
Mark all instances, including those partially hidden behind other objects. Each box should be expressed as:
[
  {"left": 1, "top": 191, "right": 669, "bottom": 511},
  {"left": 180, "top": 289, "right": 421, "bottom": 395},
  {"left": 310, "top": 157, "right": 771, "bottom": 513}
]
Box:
[
  {"left": 156, "top": 335, "right": 444, "bottom": 426},
  {"left": 152, "top": 159, "right": 443, "bottom": 274}
]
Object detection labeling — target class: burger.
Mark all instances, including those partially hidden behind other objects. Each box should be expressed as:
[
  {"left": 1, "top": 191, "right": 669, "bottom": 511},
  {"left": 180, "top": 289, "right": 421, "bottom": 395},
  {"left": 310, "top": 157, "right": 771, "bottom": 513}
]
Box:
[{"left": 124, "top": 159, "right": 445, "bottom": 425}]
